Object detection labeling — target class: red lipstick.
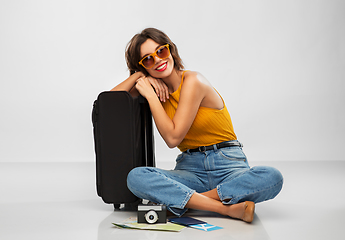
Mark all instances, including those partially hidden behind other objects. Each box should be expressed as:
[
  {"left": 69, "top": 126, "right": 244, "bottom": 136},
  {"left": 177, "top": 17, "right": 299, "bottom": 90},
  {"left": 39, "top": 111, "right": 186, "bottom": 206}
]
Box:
[{"left": 155, "top": 62, "right": 167, "bottom": 72}]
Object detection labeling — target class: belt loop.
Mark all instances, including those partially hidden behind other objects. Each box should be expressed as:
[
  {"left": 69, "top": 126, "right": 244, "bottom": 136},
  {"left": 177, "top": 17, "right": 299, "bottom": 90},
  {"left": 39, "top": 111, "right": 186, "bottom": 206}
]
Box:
[
  {"left": 198, "top": 146, "right": 206, "bottom": 152},
  {"left": 213, "top": 144, "right": 217, "bottom": 151},
  {"left": 186, "top": 149, "right": 191, "bottom": 154}
]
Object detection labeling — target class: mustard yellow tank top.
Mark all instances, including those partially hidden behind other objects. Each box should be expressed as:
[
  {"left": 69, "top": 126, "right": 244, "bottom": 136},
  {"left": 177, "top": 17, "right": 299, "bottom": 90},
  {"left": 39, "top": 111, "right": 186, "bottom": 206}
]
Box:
[{"left": 162, "top": 71, "right": 237, "bottom": 152}]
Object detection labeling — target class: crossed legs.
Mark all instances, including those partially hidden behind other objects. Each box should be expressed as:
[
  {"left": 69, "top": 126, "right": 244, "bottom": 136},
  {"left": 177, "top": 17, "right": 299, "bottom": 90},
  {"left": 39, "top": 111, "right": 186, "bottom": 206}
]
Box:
[
  {"left": 186, "top": 189, "right": 255, "bottom": 223},
  {"left": 127, "top": 165, "right": 282, "bottom": 223}
]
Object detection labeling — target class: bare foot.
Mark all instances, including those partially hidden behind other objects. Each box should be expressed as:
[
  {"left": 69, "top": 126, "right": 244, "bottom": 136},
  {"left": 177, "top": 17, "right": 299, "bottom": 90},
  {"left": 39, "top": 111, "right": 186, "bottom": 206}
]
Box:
[
  {"left": 226, "top": 201, "right": 255, "bottom": 223},
  {"left": 185, "top": 193, "right": 255, "bottom": 223}
]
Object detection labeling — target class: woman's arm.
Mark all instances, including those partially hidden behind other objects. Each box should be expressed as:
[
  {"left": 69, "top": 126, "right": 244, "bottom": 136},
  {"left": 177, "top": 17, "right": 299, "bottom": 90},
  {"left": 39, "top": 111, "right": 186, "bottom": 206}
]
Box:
[
  {"left": 111, "top": 72, "right": 169, "bottom": 102},
  {"left": 111, "top": 71, "right": 143, "bottom": 95},
  {"left": 135, "top": 72, "right": 207, "bottom": 148}
]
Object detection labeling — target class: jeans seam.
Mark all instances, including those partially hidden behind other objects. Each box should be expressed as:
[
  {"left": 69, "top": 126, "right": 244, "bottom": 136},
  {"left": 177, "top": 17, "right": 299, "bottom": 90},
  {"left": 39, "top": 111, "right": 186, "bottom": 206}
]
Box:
[
  {"left": 216, "top": 167, "right": 249, "bottom": 202},
  {"left": 145, "top": 169, "right": 196, "bottom": 210},
  {"left": 216, "top": 171, "right": 245, "bottom": 202},
  {"left": 224, "top": 178, "right": 284, "bottom": 204},
  {"left": 180, "top": 189, "right": 196, "bottom": 209}
]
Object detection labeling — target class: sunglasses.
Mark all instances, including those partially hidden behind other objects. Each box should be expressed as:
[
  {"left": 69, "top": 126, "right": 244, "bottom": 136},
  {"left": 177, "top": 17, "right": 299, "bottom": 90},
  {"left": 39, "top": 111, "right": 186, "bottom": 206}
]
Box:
[{"left": 139, "top": 44, "right": 171, "bottom": 69}]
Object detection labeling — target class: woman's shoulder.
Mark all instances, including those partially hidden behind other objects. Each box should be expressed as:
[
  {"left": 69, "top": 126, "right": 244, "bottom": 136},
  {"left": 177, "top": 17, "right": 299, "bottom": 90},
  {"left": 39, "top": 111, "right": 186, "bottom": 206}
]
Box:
[
  {"left": 181, "top": 71, "right": 204, "bottom": 90},
  {"left": 184, "top": 70, "right": 202, "bottom": 79},
  {"left": 183, "top": 71, "right": 211, "bottom": 88},
  {"left": 182, "top": 70, "right": 223, "bottom": 109}
]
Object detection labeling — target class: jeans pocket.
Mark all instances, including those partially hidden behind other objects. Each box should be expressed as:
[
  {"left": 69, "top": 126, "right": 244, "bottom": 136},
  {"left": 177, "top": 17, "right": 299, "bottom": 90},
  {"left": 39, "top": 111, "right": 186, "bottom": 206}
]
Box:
[
  {"left": 175, "top": 153, "right": 187, "bottom": 163},
  {"left": 219, "top": 147, "right": 247, "bottom": 161}
]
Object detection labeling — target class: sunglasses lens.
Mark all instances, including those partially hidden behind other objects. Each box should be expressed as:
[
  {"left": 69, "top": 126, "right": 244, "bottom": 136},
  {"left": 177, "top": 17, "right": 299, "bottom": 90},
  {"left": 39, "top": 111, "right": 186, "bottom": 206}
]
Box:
[
  {"left": 142, "top": 55, "right": 154, "bottom": 68},
  {"left": 157, "top": 46, "right": 170, "bottom": 59},
  {"left": 140, "top": 45, "right": 170, "bottom": 69}
]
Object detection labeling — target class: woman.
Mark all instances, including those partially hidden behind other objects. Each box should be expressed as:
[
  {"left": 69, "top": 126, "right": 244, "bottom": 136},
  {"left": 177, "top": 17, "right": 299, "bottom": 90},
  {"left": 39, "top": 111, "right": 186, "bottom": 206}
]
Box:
[{"left": 112, "top": 28, "right": 283, "bottom": 223}]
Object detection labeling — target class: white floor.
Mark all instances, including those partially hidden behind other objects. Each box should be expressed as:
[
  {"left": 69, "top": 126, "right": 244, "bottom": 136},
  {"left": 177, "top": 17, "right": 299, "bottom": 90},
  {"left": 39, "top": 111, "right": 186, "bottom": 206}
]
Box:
[{"left": 0, "top": 161, "right": 344, "bottom": 240}]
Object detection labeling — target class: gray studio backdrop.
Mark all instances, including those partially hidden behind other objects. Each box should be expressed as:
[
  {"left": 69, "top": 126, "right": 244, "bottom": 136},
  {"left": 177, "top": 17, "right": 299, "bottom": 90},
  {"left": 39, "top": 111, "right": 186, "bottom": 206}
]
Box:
[{"left": 0, "top": 0, "right": 344, "bottom": 163}]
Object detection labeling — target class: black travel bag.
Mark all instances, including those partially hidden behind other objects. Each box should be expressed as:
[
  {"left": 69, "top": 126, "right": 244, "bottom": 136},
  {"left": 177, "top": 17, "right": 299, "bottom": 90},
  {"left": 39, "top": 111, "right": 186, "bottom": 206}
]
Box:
[{"left": 92, "top": 91, "right": 155, "bottom": 210}]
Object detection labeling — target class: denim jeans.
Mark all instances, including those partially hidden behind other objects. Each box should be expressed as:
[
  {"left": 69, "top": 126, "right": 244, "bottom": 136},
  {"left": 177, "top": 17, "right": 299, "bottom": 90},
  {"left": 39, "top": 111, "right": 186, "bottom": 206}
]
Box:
[{"left": 127, "top": 141, "right": 283, "bottom": 216}]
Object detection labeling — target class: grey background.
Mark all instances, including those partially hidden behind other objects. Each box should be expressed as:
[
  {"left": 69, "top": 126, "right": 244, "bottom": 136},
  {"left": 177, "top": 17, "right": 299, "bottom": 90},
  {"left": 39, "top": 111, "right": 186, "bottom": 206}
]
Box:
[{"left": 1, "top": 0, "right": 344, "bottom": 163}]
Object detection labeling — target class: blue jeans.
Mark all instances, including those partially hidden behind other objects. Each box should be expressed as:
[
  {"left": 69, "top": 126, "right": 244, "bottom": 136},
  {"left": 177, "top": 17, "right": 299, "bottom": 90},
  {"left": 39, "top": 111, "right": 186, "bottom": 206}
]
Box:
[{"left": 127, "top": 141, "right": 283, "bottom": 216}]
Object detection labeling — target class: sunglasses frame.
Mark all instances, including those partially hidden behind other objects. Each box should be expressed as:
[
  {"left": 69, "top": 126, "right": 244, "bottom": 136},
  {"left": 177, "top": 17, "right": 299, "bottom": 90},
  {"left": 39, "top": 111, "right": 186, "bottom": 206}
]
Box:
[{"left": 138, "top": 44, "right": 170, "bottom": 69}]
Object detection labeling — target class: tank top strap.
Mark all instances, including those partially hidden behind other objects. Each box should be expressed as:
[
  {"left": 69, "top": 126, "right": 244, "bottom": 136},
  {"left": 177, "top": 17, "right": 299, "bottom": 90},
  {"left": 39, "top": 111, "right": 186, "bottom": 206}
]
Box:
[{"left": 181, "top": 70, "right": 189, "bottom": 82}]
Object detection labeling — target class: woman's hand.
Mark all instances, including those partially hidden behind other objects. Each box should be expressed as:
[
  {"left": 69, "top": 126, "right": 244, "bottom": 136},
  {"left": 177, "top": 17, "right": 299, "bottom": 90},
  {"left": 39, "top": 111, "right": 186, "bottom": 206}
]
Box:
[
  {"left": 136, "top": 71, "right": 207, "bottom": 148},
  {"left": 110, "top": 71, "right": 145, "bottom": 93},
  {"left": 147, "top": 76, "right": 169, "bottom": 102},
  {"left": 135, "top": 76, "right": 169, "bottom": 102}
]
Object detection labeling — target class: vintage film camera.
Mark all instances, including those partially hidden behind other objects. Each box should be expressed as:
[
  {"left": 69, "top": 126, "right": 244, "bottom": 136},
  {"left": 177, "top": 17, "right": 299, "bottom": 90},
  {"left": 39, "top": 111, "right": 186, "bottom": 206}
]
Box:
[{"left": 137, "top": 204, "right": 167, "bottom": 224}]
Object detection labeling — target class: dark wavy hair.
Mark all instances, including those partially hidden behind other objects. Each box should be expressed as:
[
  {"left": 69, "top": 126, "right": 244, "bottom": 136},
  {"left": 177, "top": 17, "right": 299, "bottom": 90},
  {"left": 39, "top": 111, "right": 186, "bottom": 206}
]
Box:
[{"left": 125, "top": 28, "right": 184, "bottom": 75}]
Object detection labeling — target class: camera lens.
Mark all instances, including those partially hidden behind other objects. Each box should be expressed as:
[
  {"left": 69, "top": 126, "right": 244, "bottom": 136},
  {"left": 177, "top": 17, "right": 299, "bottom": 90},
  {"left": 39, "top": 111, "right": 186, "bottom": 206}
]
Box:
[{"left": 145, "top": 210, "right": 158, "bottom": 224}]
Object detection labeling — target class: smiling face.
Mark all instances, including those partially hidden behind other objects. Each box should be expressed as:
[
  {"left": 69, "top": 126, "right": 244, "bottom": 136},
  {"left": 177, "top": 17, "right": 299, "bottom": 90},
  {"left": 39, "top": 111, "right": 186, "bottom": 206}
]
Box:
[{"left": 140, "top": 38, "right": 175, "bottom": 79}]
